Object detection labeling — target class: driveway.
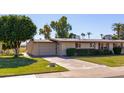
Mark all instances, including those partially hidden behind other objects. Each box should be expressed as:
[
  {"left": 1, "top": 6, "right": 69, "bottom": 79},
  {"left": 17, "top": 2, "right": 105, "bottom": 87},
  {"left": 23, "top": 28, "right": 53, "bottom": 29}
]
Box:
[{"left": 36, "top": 57, "right": 124, "bottom": 78}]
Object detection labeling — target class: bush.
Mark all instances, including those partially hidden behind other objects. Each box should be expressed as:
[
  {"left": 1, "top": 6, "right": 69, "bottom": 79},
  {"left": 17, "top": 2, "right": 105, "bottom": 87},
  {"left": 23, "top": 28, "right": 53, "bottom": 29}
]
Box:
[
  {"left": 113, "top": 47, "right": 122, "bottom": 54},
  {"left": 76, "top": 49, "right": 96, "bottom": 56},
  {"left": 103, "top": 49, "right": 113, "bottom": 55},
  {"left": 66, "top": 48, "right": 76, "bottom": 56},
  {"left": 66, "top": 48, "right": 113, "bottom": 56}
]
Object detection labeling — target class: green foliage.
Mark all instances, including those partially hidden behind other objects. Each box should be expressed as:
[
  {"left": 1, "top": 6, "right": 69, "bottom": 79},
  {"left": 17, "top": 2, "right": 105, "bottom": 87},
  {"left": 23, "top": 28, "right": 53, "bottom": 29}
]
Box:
[
  {"left": 66, "top": 48, "right": 76, "bottom": 56},
  {"left": 112, "top": 34, "right": 118, "bottom": 40},
  {"left": 50, "top": 16, "right": 72, "bottom": 38},
  {"left": 66, "top": 48, "right": 113, "bottom": 56},
  {"left": 81, "top": 33, "right": 85, "bottom": 39},
  {"left": 113, "top": 47, "right": 122, "bottom": 54},
  {"left": 87, "top": 32, "right": 92, "bottom": 39},
  {"left": 39, "top": 24, "right": 52, "bottom": 39},
  {"left": 76, "top": 49, "right": 96, "bottom": 56},
  {"left": 69, "top": 33, "right": 77, "bottom": 38},
  {"left": 94, "top": 49, "right": 113, "bottom": 55},
  {"left": 112, "top": 23, "right": 124, "bottom": 39},
  {"left": 0, "top": 15, "right": 37, "bottom": 57}
]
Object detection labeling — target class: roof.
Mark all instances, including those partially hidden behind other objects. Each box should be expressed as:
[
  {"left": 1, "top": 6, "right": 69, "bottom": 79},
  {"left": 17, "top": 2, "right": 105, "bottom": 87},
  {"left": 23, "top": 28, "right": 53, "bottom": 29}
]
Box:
[
  {"left": 31, "top": 38, "right": 124, "bottom": 43},
  {"left": 50, "top": 38, "right": 124, "bottom": 43},
  {"left": 33, "top": 39, "right": 53, "bottom": 43}
]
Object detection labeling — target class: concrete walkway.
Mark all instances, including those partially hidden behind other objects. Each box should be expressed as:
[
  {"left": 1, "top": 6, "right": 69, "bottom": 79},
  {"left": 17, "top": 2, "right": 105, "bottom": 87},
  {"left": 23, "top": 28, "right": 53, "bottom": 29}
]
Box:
[{"left": 36, "top": 57, "right": 124, "bottom": 78}]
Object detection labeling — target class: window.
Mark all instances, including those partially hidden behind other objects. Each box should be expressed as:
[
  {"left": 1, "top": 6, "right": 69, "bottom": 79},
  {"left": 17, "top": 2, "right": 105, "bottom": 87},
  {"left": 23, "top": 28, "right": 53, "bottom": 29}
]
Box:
[
  {"left": 75, "top": 43, "right": 81, "bottom": 48},
  {"left": 90, "top": 43, "right": 95, "bottom": 48}
]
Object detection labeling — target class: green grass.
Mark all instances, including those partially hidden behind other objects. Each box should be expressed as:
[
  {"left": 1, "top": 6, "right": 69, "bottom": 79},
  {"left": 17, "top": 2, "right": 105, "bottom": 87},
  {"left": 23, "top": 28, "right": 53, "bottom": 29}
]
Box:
[
  {"left": 0, "top": 56, "right": 68, "bottom": 77},
  {"left": 74, "top": 55, "right": 124, "bottom": 67}
]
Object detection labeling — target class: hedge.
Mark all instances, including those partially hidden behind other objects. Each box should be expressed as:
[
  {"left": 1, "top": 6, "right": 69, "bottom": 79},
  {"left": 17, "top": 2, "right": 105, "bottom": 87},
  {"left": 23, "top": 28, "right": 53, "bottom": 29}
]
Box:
[
  {"left": 66, "top": 48, "right": 113, "bottom": 56},
  {"left": 66, "top": 48, "right": 76, "bottom": 56},
  {"left": 113, "top": 47, "right": 122, "bottom": 54},
  {"left": 76, "top": 49, "right": 96, "bottom": 56}
]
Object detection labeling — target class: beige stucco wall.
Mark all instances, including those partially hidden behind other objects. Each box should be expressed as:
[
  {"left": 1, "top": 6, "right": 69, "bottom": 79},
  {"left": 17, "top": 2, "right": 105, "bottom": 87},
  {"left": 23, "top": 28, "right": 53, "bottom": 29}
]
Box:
[
  {"left": 109, "top": 43, "right": 113, "bottom": 51},
  {"left": 80, "top": 43, "right": 94, "bottom": 49},
  {"left": 27, "top": 41, "right": 56, "bottom": 56},
  {"left": 58, "top": 42, "right": 75, "bottom": 56},
  {"left": 95, "top": 43, "right": 99, "bottom": 49}
]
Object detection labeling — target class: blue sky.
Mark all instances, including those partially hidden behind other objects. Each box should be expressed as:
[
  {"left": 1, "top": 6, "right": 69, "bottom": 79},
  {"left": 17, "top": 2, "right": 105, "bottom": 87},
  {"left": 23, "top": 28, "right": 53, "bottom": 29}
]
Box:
[{"left": 3, "top": 14, "right": 124, "bottom": 39}]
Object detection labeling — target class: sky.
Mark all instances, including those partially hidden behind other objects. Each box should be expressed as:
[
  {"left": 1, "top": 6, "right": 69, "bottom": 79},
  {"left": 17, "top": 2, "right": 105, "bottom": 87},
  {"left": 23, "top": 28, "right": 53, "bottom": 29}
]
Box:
[{"left": 2, "top": 14, "right": 124, "bottom": 39}]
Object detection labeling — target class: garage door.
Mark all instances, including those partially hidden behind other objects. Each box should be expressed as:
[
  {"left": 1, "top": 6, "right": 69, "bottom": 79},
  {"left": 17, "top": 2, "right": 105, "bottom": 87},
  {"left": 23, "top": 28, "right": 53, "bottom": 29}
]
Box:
[{"left": 39, "top": 43, "right": 56, "bottom": 56}]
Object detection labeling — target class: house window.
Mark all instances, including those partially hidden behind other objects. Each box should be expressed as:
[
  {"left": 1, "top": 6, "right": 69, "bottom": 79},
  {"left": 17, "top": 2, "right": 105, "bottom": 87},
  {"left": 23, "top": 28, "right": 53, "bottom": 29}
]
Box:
[
  {"left": 113, "top": 43, "right": 118, "bottom": 47},
  {"left": 75, "top": 43, "right": 81, "bottom": 48},
  {"left": 90, "top": 43, "right": 95, "bottom": 48},
  {"left": 90, "top": 43, "right": 94, "bottom": 47}
]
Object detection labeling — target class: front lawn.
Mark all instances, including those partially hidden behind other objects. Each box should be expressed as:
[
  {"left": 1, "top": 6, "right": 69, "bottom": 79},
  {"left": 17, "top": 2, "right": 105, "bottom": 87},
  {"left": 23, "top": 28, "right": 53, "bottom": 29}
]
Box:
[
  {"left": 74, "top": 55, "right": 124, "bottom": 67},
  {"left": 0, "top": 56, "right": 68, "bottom": 77}
]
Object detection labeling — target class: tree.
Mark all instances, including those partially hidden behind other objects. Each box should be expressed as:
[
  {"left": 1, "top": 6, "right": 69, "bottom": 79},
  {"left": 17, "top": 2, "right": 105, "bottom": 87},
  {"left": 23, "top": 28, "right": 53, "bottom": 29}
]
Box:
[
  {"left": 103, "top": 34, "right": 112, "bottom": 40},
  {"left": 87, "top": 32, "right": 92, "bottom": 39},
  {"left": 112, "top": 34, "right": 118, "bottom": 40},
  {"left": 100, "top": 34, "right": 104, "bottom": 39},
  {"left": 69, "top": 33, "right": 77, "bottom": 38},
  {"left": 75, "top": 35, "right": 80, "bottom": 39},
  {"left": 81, "top": 33, "right": 85, "bottom": 39},
  {"left": 112, "top": 23, "right": 124, "bottom": 39},
  {"left": 50, "top": 16, "right": 72, "bottom": 38},
  {"left": 0, "top": 15, "right": 37, "bottom": 57},
  {"left": 39, "top": 24, "right": 52, "bottom": 39}
]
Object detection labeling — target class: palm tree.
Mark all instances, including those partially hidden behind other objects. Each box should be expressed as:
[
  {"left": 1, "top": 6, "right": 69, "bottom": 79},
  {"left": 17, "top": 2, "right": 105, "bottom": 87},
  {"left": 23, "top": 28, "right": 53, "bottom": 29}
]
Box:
[
  {"left": 39, "top": 24, "right": 52, "bottom": 39},
  {"left": 112, "top": 23, "right": 124, "bottom": 39},
  {"left": 87, "top": 32, "right": 92, "bottom": 39},
  {"left": 100, "top": 34, "right": 104, "bottom": 39},
  {"left": 81, "top": 33, "right": 85, "bottom": 39}
]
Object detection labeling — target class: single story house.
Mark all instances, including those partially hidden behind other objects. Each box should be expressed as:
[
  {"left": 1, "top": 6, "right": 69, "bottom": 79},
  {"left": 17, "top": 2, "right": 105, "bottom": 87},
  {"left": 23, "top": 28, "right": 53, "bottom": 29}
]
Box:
[{"left": 26, "top": 38, "right": 124, "bottom": 56}]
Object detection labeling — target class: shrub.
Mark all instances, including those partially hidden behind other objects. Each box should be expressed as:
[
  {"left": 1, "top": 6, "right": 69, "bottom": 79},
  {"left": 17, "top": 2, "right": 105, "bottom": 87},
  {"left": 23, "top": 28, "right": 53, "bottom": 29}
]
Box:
[
  {"left": 66, "top": 48, "right": 76, "bottom": 56},
  {"left": 66, "top": 48, "right": 113, "bottom": 56},
  {"left": 113, "top": 47, "right": 122, "bottom": 54},
  {"left": 76, "top": 49, "right": 96, "bottom": 56},
  {"left": 94, "top": 49, "right": 112, "bottom": 55}
]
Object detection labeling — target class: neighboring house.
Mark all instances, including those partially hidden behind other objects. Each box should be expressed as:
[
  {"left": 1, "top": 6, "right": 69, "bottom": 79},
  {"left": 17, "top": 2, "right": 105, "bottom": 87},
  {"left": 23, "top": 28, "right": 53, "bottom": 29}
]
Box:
[{"left": 27, "top": 38, "right": 124, "bottom": 56}]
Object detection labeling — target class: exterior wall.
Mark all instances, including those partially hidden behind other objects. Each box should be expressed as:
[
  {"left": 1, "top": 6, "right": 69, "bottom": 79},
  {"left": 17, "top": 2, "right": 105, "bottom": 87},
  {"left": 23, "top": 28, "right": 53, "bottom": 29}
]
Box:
[
  {"left": 95, "top": 43, "right": 99, "bottom": 49},
  {"left": 26, "top": 41, "right": 33, "bottom": 54},
  {"left": 109, "top": 43, "right": 113, "bottom": 51},
  {"left": 58, "top": 42, "right": 75, "bottom": 56},
  {"left": 58, "top": 42, "right": 97, "bottom": 56},
  {"left": 80, "top": 43, "right": 94, "bottom": 49},
  {"left": 27, "top": 41, "right": 56, "bottom": 56}
]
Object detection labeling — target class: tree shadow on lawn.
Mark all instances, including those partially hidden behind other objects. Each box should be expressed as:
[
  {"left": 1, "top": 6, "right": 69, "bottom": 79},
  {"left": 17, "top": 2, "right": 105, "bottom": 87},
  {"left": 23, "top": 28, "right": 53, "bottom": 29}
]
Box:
[{"left": 0, "top": 57, "right": 36, "bottom": 68}]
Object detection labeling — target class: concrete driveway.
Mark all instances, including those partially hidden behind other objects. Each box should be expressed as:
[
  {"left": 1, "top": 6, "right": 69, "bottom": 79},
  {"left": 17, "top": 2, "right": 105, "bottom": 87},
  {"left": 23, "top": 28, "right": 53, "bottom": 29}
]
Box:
[{"left": 36, "top": 57, "right": 124, "bottom": 78}]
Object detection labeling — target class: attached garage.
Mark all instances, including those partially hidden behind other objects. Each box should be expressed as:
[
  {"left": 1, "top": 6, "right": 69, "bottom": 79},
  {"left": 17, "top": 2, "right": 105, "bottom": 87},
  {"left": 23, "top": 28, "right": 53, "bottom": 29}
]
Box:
[{"left": 27, "top": 40, "right": 56, "bottom": 56}]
